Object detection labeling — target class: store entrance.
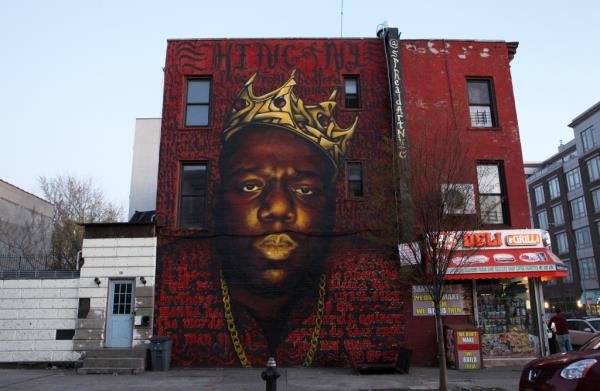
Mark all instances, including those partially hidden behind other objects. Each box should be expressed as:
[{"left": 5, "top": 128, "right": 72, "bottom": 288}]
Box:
[{"left": 475, "top": 278, "right": 539, "bottom": 359}]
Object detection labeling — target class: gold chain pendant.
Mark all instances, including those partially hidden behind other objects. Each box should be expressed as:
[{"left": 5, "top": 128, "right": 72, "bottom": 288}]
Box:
[{"left": 219, "top": 270, "right": 326, "bottom": 368}]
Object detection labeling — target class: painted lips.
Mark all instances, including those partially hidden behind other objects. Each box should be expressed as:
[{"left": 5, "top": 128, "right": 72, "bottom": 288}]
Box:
[{"left": 253, "top": 233, "right": 299, "bottom": 261}]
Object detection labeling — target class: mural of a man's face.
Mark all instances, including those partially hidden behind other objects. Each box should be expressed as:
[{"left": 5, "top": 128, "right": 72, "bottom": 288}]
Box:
[{"left": 218, "top": 125, "right": 336, "bottom": 296}]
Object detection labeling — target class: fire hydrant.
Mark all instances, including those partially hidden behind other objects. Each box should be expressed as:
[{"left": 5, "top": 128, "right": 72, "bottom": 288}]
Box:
[{"left": 261, "top": 357, "right": 280, "bottom": 391}]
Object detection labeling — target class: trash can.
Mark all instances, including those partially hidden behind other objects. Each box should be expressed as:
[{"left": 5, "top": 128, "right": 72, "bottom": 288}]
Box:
[{"left": 150, "top": 336, "right": 172, "bottom": 371}]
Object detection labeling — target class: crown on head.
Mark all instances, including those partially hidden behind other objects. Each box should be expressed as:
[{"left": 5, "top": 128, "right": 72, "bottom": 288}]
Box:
[{"left": 223, "top": 71, "right": 358, "bottom": 168}]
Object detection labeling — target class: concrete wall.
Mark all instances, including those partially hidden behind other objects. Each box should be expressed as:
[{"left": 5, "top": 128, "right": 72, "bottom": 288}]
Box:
[
  {"left": 0, "top": 278, "right": 81, "bottom": 362},
  {"left": 128, "top": 118, "right": 161, "bottom": 219},
  {"left": 74, "top": 237, "right": 156, "bottom": 351},
  {"left": 0, "top": 179, "right": 54, "bottom": 256}
]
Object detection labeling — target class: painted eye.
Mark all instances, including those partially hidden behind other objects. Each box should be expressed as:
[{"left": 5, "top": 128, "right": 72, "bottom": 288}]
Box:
[
  {"left": 294, "top": 186, "right": 314, "bottom": 196},
  {"left": 242, "top": 183, "right": 262, "bottom": 192}
]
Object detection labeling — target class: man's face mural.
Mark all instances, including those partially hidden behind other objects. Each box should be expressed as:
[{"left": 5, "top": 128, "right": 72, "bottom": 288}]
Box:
[
  {"left": 218, "top": 126, "right": 336, "bottom": 293},
  {"left": 216, "top": 72, "right": 357, "bottom": 297}
]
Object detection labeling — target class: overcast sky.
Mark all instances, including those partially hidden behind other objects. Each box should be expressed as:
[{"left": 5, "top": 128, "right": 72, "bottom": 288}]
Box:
[{"left": 1, "top": 0, "right": 598, "bottom": 214}]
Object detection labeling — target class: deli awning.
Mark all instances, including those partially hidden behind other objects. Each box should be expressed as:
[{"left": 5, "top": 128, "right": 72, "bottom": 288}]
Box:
[{"left": 444, "top": 229, "right": 568, "bottom": 281}]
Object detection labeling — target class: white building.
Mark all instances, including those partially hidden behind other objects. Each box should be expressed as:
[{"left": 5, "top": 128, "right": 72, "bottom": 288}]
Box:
[{"left": 128, "top": 118, "right": 161, "bottom": 219}]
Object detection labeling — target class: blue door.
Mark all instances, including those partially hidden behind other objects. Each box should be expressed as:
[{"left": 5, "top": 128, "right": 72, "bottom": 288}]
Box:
[{"left": 106, "top": 280, "right": 134, "bottom": 347}]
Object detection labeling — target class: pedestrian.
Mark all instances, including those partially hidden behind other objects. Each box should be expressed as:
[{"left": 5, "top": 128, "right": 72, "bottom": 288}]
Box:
[{"left": 548, "top": 307, "right": 572, "bottom": 352}]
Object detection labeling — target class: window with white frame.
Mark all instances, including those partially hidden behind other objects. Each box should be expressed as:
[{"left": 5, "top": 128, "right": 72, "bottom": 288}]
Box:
[
  {"left": 537, "top": 210, "right": 549, "bottom": 230},
  {"left": 548, "top": 177, "right": 560, "bottom": 200},
  {"left": 477, "top": 162, "right": 507, "bottom": 224},
  {"left": 566, "top": 168, "right": 582, "bottom": 191},
  {"left": 575, "top": 226, "right": 592, "bottom": 249},
  {"left": 587, "top": 156, "right": 600, "bottom": 182},
  {"left": 581, "top": 126, "right": 597, "bottom": 152},
  {"left": 580, "top": 257, "right": 598, "bottom": 281},
  {"left": 534, "top": 185, "right": 545, "bottom": 206},
  {"left": 571, "top": 196, "right": 587, "bottom": 219},
  {"left": 555, "top": 232, "right": 569, "bottom": 254},
  {"left": 593, "top": 189, "right": 600, "bottom": 213},
  {"left": 563, "top": 261, "right": 574, "bottom": 283},
  {"left": 552, "top": 204, "right": 565, "bottom": 225}
]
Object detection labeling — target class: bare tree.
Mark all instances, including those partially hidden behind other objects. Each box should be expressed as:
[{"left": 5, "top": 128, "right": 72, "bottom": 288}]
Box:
[
  {"left": 39, "top": 175, "right": 123, "bottom": 269},
  {"left": 0, "top": 206, "right": 53, "bottom": 270},
  {"left": 368, "top": 122, "right": 485, "bottom": 390}
]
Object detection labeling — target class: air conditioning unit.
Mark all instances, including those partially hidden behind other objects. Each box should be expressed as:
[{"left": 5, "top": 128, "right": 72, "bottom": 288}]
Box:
[{"left": 441, "top": 183, "right": 476, "bottom": 215}]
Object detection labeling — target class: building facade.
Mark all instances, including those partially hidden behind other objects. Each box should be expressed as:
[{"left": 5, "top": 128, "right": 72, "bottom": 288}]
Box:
[
  {"left": 527, "top": 101, "right": 600, "bottom": 315},
  {"left": 153, "top": 34, "right": 538, "bottom": 367},
  {"left": 0, "top": 179, "right": 54, "bottom": 258}
]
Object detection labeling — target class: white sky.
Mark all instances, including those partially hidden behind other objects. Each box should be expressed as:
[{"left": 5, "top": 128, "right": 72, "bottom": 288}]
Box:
[{"left": 1, "top": 0, "right": 598, "bottom": 212}]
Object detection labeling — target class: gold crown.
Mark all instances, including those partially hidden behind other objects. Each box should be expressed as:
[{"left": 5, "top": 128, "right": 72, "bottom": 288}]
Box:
[{"left": 223, "top": 71, "right": 358, "bottom": 167}]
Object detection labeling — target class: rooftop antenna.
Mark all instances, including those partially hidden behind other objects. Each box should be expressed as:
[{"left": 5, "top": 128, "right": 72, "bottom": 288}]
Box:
[{"left": 340, "top": 0, "right": 344, "bottom": 37}]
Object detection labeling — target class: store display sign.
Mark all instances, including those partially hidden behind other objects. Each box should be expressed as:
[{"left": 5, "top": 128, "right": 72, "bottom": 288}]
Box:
[
  {"left": 456, "top": 330, "right": 481, "bottom": 370},
  {"left": 412, "top": 285, "right": 465, "bottom": 316}
]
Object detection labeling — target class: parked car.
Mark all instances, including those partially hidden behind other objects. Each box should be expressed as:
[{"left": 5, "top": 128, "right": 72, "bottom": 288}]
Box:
[
  {"left": 519, "top": 335, "right": 600, "bottom": 391},
  {"left": 567, "top": 318, "right": 600, "bottom": 347}
]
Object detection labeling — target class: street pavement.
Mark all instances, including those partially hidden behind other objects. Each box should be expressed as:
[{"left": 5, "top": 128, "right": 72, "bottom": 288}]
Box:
[{"left": 0, "top": 366, "right": 521, "bottom": 390}]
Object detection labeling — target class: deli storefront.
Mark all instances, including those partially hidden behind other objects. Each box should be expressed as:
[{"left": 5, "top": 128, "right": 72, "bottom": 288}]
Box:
[{"left": 415, "top": 229, "right": 567, "bottom": 367}]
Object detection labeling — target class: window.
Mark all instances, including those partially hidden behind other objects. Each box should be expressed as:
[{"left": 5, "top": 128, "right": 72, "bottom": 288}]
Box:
[
  {"left": 565, "top": 168, "right": 581, "bottom": 191},
  {"left": 580, "top": 257, "right": 598, "bottom": 281},
  {"left": 552, "top": 204, "right": 565, "bottom": 225},
  {"left": 570, "top": 197, "right": 587, "bottom": 219},
  {"left": 575, "top": 227, "right": 592, "bottom": 249},
  {"left": 347, "top": 162, "right": 364, "bottom": 198},
  {"left": 179, "top": 163, "right": 208, "bottom": 228},
  {"left": 537, "top": 210, "right": 549, "bottom": 230},
  {"left": 467, "top": 78, "right": 496, "bottom": 128},
  {"left": 563, "top": 261, "right": 573, "bottom": 283},
  {"left": 534, "top": 185, "right": 545, "bottom": 206},
  {"left": 587, "top": 156, "right": 600, "bottom": 182},
  {"left": 548, "top": 177, "right": 560, "bottom": 199},
  {"left": 593, "top": 189, "right": 600, "bottom": 212},
  {"left": 344, "top": 76, "right": 360, "bottom": 109},
  {"left": 555, "top": 232, "right": 569, "bottom": 254},
  {"left": 581, "top": 126, "right": 597, "bottom": 152},
  {"left": 477, "top": 162, "right": 507, "bottom": 224},
  {"left": 185, "top": 78, "right": 211, "bottom": 126}
]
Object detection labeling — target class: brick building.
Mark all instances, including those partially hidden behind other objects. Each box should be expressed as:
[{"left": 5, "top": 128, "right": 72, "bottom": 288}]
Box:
[{"left": 152, "top": 31, "right": 557, "bottom": 367}]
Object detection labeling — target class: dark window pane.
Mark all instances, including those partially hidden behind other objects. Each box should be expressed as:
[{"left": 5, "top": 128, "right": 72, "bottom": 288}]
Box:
[
  {"left": 113, "top": 304, "right": 118, "bottom": 314},
  {"left": 468, "top": 80, "right": 491, "bottom": 105},
  {"left": 126, "top": 283, "right": 131, "bottom": 294},
  {"left": 187, "top": 80, "right": 210, "bottom": 103},
  {"left": 186, "top": 105, "right": 209, "bottom": 126},
  {"left": 180, "top": 196, "right": 206, "bottom": 227},
  {"left": 347, "top": 162, "right": 363, "bottom": 198},
  {"left": 182, "top": 165, "right": 208, "bottom": 195},
  {"left": 125, "top": 305, "right": 131, "bottom": 314}
]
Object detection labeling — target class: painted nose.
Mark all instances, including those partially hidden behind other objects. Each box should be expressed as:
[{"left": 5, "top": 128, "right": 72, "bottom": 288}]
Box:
[{"left": 258, "top": 184, "right": 296, "bottom": 223}]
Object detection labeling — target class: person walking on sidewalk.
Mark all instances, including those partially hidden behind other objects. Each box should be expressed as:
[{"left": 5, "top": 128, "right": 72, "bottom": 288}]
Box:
[{"left": 548, "top": 307, "right": 572, "bottom": 352}]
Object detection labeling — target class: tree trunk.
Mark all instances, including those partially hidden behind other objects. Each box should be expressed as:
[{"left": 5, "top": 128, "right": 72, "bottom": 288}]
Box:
[{"left": 435, "top": 300, "right": 448, "bottom": 391}]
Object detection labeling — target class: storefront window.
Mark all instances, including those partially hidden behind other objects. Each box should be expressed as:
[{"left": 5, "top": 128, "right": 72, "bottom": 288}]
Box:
[{"left": 476, "top": 278, "right": 539, "bottom": 358}]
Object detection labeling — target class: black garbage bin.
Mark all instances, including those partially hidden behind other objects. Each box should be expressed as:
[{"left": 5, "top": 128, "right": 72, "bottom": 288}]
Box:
[{"left": 150, "top": 336, "right": 172, "bottom": 371}]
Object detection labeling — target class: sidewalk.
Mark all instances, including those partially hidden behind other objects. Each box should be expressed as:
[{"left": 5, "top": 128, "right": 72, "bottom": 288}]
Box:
[{"left": 0, "top": 366, "right": 522, "bottom": 391}]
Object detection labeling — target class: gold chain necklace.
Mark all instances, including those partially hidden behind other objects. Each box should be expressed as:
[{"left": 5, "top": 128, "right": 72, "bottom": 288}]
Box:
[{"left": 219, "top": 271, "right": 326, "bottom": 368}]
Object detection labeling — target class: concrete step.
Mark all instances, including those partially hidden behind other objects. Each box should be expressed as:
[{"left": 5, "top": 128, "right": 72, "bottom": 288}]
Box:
[
  {"left": 77, "top": 367, "right": 143, "bottom": 375},
  {"left": 84, "top": 348, "right": 148, "bottom": 358},
  {"left": 82, "top": 357, "right": 145, "bottom": 370}
]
